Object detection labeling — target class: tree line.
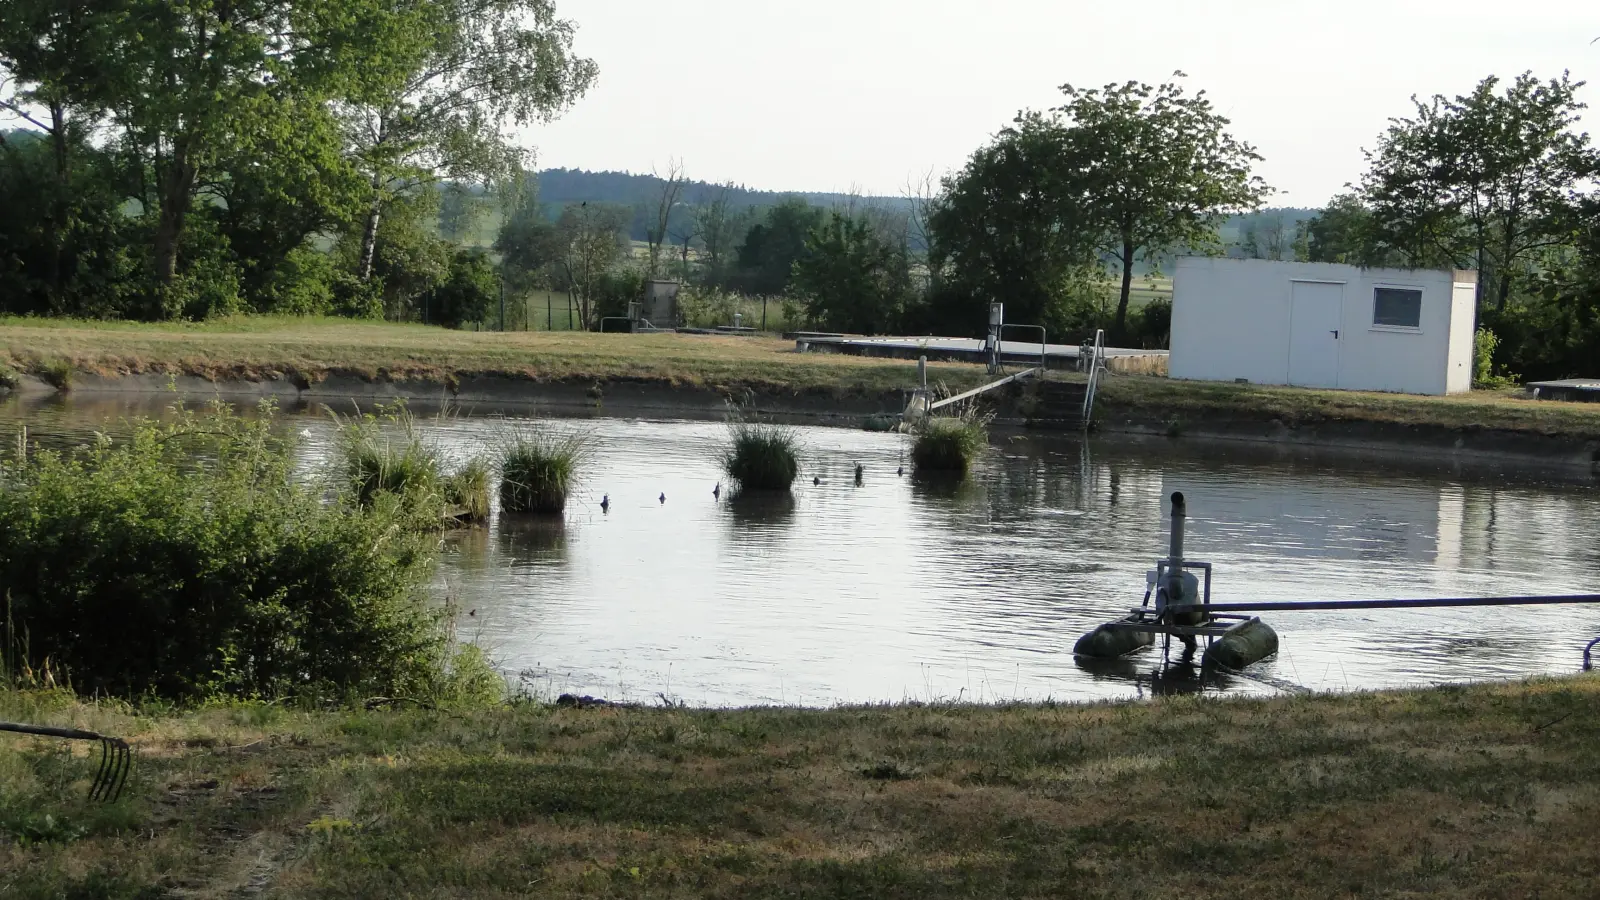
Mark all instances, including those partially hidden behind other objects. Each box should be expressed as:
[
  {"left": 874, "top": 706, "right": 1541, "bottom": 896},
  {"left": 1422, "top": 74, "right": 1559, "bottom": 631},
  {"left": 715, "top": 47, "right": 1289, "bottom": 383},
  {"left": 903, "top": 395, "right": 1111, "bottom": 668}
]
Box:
[{"left": 0, "top": 0, "right": 595, "bottom": 324}]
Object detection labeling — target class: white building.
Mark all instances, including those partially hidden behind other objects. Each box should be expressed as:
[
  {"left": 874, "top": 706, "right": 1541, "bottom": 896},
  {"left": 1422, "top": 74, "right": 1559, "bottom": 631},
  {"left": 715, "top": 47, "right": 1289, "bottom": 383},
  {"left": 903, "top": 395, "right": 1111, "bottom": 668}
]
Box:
[{"left": 1169, "top": 258, "right": 1478, "bottom": 396}]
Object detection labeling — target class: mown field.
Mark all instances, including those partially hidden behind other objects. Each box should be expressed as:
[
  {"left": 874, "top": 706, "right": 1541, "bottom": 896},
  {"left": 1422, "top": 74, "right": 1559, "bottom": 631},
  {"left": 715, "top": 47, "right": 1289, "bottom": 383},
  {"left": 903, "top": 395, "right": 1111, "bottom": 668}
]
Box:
[{"left": 3, "top": 678, "right": 1598, "bottom": 898}]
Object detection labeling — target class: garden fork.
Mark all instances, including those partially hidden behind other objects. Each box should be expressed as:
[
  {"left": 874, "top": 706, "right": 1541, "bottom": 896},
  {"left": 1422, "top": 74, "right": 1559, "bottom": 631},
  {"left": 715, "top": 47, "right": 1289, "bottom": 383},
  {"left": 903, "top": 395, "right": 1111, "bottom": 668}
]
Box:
[{"left": 0, "top": 722, "right": 132, "bottom": 802}]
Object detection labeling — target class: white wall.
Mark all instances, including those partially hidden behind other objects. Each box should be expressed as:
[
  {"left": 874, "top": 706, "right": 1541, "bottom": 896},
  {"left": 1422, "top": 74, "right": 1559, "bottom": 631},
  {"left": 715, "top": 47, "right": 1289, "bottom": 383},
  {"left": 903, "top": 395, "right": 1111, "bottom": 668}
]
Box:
[
  {"left": 1446, "top": 276, "right": 1478, "bottom": 394},
  {"left": 1170, "top": 258, "right": 1473, "bottom": 396}
]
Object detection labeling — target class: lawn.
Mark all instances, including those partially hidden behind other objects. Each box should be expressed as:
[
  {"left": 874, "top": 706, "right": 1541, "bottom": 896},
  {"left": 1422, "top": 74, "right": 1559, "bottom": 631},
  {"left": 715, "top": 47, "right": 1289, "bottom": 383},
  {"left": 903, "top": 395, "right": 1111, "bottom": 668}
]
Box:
[{"left": 3, "top": 677, "right": 1597, "bottom": 897}]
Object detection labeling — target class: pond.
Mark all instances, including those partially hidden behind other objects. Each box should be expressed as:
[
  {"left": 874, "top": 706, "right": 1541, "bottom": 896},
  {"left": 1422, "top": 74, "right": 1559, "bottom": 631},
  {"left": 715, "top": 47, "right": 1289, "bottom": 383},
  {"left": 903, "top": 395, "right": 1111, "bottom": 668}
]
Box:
[{"left": 5, "top": 393, "right": 1599, "bottom": 706}]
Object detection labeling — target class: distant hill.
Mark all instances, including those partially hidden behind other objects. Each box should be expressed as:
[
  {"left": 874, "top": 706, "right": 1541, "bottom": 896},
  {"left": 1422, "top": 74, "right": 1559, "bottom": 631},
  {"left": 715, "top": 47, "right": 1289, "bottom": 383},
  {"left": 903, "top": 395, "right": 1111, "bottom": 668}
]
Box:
[{"left": 534, "top": 168, "right": 914, "bottom": 217}]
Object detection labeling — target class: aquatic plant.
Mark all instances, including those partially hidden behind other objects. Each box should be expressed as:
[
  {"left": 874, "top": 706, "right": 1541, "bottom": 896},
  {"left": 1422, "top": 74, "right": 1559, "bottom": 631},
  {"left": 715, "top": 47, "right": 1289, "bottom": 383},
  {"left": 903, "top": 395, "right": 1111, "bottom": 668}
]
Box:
[
  {"left": 333, "top": 406, "right": 445, "bottom": 512},
  {"left": 0, "top": 402, "right": 476, "bottom": 703},
  {"left": 444, "top": 456, "right": 492, "bottom": 524},
  {"left": 497, "top": 426, "right": 592, "bottom": 514},
  {"left": 910, "top": 414, "right": 987, "bottom": 475},
  {"left": 722, "top": 420, "right": 801, "bottom": 491}
]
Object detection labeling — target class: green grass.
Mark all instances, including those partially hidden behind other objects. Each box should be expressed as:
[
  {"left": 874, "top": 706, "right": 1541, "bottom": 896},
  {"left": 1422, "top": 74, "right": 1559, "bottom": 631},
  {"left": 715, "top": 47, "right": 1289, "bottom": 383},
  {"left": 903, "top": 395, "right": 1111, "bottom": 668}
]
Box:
[
  {"left": 0, "top": 316, "right": 987, "bottom": 397},
  {"left": 333, "top": 408, "right": 446, "bottom": 510},
  {"left": 911, "top": 415, "right": 988, "bottom": 475},
  {"left": 497, "top": 427, "right": 591, "bottom": 514},
  {"left": 444, "top": 456, "right": 492, "bottom": 523},
  {"left": 3, "top": 677, "right": 1599, "bottom": 897},
  {"left": 721, "top": 421, "right": 801, "bottom": 492}
]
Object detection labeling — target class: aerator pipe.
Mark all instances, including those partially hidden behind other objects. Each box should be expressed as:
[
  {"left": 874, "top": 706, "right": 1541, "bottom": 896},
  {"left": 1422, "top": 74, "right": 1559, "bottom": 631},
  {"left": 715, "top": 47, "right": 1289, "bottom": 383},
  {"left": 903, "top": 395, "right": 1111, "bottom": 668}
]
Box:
[
  {"left": 1195, "top": 594, "right": 1600, "bottom": 613},
  {"left": 1168, "top": 492, "right": 1185, "bottom": 566}
]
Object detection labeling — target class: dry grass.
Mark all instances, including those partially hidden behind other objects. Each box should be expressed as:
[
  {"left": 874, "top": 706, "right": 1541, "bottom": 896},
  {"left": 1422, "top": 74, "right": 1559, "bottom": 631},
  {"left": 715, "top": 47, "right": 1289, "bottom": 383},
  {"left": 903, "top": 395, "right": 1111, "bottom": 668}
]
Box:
[
  {"left": 0, "top": 316, "right": 989, "bottom": 397},
  {"left": 4, "top": 677, "right": 1599, "bottom": 898},
  {"left": 1093, "top": 373, "right": 1600, "bottom": 439}
]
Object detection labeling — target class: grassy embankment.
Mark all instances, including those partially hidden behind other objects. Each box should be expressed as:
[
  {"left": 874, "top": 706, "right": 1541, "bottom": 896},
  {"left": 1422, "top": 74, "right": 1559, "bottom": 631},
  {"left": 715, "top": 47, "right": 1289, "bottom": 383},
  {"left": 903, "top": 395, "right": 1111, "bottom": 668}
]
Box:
[
  {"left": 4, "top": 678, "right": 1598, "bottom": 897},
  {"left": 4, "top": 317, "right": 1600, "bottom": 440}
]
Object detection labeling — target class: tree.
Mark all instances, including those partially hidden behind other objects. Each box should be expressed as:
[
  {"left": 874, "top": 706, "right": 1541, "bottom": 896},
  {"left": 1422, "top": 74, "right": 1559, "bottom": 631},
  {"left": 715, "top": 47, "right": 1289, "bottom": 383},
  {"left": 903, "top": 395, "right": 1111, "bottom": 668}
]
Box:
[
  {"left": 342, "top": 0, "right": 598, "bottom": 282},
  {"left": 1053, "top": 74, "right": 1271, "bottom": 339},
  {"left": 1303, "top": 193, "right": 1397, "bottom": 266},
  {"left": 925, "top": 113, "right": 1102, "bottom": 335},
  {"left": 1359, "top": 72, "right": 1599, "bottom": 311},
  {"left": 428, "top": 248, "right": 497, "bottom": 328},
  {"left": 644, "top": 159, "right": 686, "bottom": 278},
  {"left": 550, "top": 202, "right": 628, "bottom": 329},
  {"left": 792, "top": 213, "right": 913, "bottom": 334},
  {"left": 734, "top": 199, "right": 825, "bottom": 296},
  {"left": 693, "top": 182, "right": 740, "bottom": 285}
]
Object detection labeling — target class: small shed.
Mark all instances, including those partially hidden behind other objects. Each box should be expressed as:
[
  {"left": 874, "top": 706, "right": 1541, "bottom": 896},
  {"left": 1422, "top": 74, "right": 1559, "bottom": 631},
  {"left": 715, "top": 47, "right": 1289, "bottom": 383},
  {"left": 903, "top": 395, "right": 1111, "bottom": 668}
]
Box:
[
  {"left": 1169, "top": 258, "right": 1477, "bottom": 396},
  {"left": 639, "top": 280, "right": 680, "bottom": 328}
]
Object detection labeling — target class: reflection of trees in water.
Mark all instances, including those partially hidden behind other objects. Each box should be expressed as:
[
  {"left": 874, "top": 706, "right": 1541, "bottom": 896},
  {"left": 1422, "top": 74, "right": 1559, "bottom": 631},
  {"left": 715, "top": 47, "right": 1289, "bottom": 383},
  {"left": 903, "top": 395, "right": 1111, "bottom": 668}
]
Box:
[
  {"left": 496, "top": 514, "right": 569, "bottom": 565},
  {"left": 1073, "top": 655, "right": 1240, "bottom": 697}
]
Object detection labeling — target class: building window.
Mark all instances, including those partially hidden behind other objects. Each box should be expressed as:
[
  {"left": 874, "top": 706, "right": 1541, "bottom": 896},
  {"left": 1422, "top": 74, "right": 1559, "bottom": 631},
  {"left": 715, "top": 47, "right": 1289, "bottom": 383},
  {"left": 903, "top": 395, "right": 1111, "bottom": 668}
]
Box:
[{"left": 1373, "top": 287, "right": 1422, "bottom": 329}]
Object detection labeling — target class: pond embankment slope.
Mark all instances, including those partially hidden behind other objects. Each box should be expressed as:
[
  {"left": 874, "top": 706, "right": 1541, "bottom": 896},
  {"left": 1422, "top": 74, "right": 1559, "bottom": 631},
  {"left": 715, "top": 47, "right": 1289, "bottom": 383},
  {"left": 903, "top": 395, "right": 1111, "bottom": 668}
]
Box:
[
  {"left": 4, "top": 677, "right": 1598, "bottom": 896},
  {"left": 3, "top": 318, "right": 1599, "bottom": 466}
]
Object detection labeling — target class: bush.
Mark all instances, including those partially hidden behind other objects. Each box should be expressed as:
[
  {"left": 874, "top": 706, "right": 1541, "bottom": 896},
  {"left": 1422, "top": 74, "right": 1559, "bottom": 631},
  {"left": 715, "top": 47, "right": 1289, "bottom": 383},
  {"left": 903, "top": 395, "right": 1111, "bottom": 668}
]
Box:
[
  {"left": 428, "top": 248, "right": 498, "bottom": 329},
  {"left": 498, "top": 427, "right": 591, "bottom": 514},
  {"left": 333, "top": 407, "right": 446, "bottom": 514},
  {"left": 445, "top": 457, "right": 492, "bottom": 524},
  {"left": 911, "top": 415, "right": 987, "bottom": 475},
  {"left": 1473, "top": 326, "right": 1518, "bottom": 388},
  {"left": 0, "top": 403, "right": 458, "bottom": 702},
  {"left": 722, "top": 421, "right": 800, "bottom": 491}
]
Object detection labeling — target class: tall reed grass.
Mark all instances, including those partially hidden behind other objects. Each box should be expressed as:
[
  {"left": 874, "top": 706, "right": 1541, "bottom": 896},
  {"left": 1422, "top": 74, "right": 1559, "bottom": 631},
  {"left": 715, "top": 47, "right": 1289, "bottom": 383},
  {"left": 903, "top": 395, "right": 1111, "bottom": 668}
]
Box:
[
  {"left": 911, "top": 414, "right": 988, "bottom": 476},
  {"left": 722, "top": 421, "right": 801, "bottom": 492},
  {"left": 497, "top": 427, "right": 592, "bottom": 514}
]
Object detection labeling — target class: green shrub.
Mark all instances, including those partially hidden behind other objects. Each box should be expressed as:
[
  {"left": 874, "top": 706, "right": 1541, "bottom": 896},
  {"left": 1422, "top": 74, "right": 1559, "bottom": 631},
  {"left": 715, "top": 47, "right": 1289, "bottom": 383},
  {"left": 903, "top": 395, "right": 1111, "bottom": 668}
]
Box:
[
  {"left": 0, "top": 403, "right": 457, "bottom": 702},
  {"left": 1473, "top": 326, "right": 1518, "bottom": 388},
  {"left": 498, "top": 427, "right": 591, "bottom": 514},
  {"left": 722, "top": 421, "right": 800, "bottom": 491},
  {"left": 911, "top": 415, "right": 987, "bottom": 475}
]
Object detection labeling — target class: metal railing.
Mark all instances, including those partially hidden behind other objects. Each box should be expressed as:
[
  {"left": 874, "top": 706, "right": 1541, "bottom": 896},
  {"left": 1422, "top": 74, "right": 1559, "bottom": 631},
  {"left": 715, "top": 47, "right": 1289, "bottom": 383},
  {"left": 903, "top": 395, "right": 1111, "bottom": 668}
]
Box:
[
  {"left": 998, "top": 324, "right": 1047, "bottom": 372},
  {"left": 1081, "top": 329, "right": 1106, "bottom": 423}
]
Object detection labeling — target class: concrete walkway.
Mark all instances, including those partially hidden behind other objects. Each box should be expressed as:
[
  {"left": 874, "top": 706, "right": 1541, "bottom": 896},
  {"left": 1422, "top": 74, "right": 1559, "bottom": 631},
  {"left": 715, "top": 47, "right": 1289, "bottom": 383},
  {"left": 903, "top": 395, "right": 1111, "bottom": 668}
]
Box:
[{"left": 793, "top": 334, "right": 1168, "bottom": 373}]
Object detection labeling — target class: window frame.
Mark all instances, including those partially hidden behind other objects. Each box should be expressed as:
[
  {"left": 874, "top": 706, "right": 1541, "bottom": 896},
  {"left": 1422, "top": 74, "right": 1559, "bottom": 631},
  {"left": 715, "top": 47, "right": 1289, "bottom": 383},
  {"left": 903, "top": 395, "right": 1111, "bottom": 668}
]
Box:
[{"left": 1370, "top": 284, "right": 1425, "bottom": 332}]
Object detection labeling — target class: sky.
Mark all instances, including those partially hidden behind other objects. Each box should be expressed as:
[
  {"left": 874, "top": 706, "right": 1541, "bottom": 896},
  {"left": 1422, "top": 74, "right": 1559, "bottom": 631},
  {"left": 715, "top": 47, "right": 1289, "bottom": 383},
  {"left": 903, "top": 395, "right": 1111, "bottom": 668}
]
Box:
[{"left": 522, "top": 0, "right": 1600, "bottom": 207}]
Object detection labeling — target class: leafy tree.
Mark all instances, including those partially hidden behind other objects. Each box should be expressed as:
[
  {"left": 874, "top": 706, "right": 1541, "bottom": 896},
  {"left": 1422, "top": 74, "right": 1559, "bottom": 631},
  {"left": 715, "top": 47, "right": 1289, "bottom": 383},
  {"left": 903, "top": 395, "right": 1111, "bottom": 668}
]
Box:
[
  {"left": 1053, "top": 74, "right": 1270, "bottom": 339},
  {"left": 694, "top": 182, "right": 741, "bottom": 284},
  {"left": 791, "top": 213, "right": 912, "bottom": 334},
  {"left": 734, "top": 199, "right": 826, "bottom": 296},
  {"left": 1302, "top": 193, "right": 1398, "bottom": 266},
  {"left": 1359, "top": 72, "right": 1599, "bottom": 310},
  {"left": 549, "top": 202, "right": 629, "bottom": 329},
  {"left": 428, "top": 248, "right": 497, "bottom": 328},
  {"left": 925, "top": 113, "right": 1101, "bottom": 336},
  {"left": 643, "top": 159, "right": 686, "bottom": 278},
  {"left": 341, "top": 0, "right": 597, "bottom": 282}
]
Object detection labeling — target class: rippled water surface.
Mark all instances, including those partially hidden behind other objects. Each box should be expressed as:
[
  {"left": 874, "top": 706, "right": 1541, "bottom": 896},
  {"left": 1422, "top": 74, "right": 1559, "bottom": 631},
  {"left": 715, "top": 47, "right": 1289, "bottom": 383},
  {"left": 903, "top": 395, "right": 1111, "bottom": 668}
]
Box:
[{"left": 6, "top": 393, "right": 1599, "bottom": 705}]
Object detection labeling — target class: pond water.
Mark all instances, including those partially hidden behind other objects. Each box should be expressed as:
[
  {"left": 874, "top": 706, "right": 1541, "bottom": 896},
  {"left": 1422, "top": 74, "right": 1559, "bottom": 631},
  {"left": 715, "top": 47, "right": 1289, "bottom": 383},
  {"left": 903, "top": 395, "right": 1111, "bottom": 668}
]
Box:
[{"left": 5, "top": 393, "right": 1600, "bottom": 706}]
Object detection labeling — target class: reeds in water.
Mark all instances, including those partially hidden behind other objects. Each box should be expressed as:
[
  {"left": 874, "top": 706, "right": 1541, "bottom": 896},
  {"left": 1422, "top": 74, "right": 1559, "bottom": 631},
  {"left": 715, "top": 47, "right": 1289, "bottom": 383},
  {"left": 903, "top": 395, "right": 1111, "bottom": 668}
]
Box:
[
  {"left": 444, "top": 457, "right": 492, "bottom": 523},
  {"left": 333, "top": 408, "right": 445, "bottom": 508},
  {"left": 721, "top": 421, "right": 800, "bottom": 492},
  {"left": 910, "top": 415, "right": 988, "bottom": 476},
  {"left": 497, "top": 428, "right": 592, "bottom": 514}
]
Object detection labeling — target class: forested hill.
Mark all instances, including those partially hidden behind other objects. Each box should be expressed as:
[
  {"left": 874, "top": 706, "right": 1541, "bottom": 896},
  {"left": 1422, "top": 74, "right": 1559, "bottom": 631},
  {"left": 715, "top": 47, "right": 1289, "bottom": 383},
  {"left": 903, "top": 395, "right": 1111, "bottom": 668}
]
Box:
[{"left": 535, "top": 168, "right": 914, "bottom": 214}]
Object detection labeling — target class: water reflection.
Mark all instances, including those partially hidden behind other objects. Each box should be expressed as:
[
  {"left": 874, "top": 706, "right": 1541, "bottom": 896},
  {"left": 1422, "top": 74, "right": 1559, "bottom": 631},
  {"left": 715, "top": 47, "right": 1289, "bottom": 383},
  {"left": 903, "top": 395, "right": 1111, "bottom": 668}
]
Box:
[{"left": 2, "top": 392, "right": 1599, "bottom": 706}]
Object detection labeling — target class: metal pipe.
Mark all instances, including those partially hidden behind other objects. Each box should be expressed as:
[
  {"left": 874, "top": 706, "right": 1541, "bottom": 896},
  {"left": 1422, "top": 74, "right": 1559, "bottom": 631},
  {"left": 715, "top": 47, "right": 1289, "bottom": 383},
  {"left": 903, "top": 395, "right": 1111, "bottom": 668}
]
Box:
[
  {"left": 1199, "top": 594, "right": 1600, "bottom": 613},
  {"left": 1585, "top": 637, "right": 1600, "bottom": 672},
  {"left": 1168, "top": 492, "right": 1186, "bottom": 565}
]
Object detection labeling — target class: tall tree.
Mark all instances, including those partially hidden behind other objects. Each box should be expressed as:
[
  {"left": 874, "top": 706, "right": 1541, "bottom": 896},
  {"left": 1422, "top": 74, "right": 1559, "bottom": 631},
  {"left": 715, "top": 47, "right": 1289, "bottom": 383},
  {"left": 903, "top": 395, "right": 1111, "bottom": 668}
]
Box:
[
  {"left": 643, "top": 159, "right": 686, "bottom": 278},
  {"left": 342, "top": 0, "right": 598, "bottom": 282},
  {"left": 550, "top": 202, "right": 627, "bottom": 329},
  {"left": 1359, "top": 72, "right": 1599, "bottom": 311},
  {"left": 1054, "top": 74, "right": 1270, "bottom": 339},
  {"left": 693, "top": 181, "right": 740, "bottom": 284},
  {"left": 925, "top": 113, "right": 1101, "bottom": 334},
  {"left": 734, "top": 198, "right": 825, "bottom": 296},
  {"left": 792, "top": 212, "right": 913, "bottom": 335}
]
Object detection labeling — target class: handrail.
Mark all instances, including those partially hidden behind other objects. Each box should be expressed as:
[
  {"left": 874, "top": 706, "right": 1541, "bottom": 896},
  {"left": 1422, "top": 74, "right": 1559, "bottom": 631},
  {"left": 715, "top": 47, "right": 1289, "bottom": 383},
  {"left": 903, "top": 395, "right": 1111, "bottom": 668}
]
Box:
[
  {"left": 1081, "top": 329, "right": 1106, "bottom": 422},
  {"left": 928, "top": 367, "right": 1042, "bottom": 411},
  {"left": 998, "top": 324, "right": 1047, "bottom": 372}
]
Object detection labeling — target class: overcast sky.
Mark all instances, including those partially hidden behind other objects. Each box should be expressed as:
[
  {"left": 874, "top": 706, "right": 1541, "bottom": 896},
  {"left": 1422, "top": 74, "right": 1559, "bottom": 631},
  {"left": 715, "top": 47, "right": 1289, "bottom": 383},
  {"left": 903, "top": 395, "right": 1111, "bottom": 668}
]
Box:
[{"left": 523, "top": 1, "right": 1600, "bottom": 206}]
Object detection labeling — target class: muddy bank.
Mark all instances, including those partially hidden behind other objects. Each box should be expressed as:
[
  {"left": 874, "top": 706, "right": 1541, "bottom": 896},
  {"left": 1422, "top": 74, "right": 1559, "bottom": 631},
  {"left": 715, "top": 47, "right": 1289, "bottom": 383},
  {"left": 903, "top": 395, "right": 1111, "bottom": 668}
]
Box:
[{"left": 9, "top": 370, "right": 1599, "bottom": 472}]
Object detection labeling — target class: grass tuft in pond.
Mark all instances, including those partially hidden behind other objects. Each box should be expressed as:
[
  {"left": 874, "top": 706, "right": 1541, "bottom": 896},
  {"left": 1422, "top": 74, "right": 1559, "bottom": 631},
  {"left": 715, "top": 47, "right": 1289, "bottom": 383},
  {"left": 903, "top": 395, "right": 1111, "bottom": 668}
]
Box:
[
  {"left": 722, "top": 420, "right": 801, "bottom": 492},
  {"left": 333, "top": 406, "right": 445, "bottom": 511},
  {"left": 497, "top": 427, "right": 592, "bottom": 514},
  {"left": 444, "top": 456, "right": 492, "bottom": 524},
  {"left": 911, "top": 414, "right": 988, "bottom": 475}
]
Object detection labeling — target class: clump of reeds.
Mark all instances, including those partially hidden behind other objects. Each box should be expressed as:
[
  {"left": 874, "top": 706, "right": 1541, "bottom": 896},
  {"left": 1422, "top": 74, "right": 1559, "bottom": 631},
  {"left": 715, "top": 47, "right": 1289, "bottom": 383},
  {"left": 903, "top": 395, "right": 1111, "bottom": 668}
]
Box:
[
  {"left": 911, "top": 414, "right": 988, "bottom": 476},
  {"left": 721, "top": 420, "right": 800, "bottom": 492},
  {"left": 333, "top": 407, "right": 445, "bottom": 509},
  {"left": 497, "top": 427, "right": 592, "bottom": 514},
  {"left": 444, "top": 456, "right": 492, "bottom": 524}
]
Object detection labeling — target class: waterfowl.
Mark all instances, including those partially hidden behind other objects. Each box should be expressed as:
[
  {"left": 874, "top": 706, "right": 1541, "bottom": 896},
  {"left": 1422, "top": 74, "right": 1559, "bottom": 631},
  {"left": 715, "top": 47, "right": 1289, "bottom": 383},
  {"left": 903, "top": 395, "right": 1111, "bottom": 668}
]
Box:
[{"left": 600, "top": 494, "right": 610, "bottom": 513}]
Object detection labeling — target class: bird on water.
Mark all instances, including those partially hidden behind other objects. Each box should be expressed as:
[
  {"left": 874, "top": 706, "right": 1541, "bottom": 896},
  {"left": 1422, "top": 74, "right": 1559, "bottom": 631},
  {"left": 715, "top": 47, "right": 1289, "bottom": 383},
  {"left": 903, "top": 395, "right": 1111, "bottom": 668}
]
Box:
[
  {"left": 600, "top": 495, "right": 610, "bottom": 513},
  {"left": 854, "top": 463, "right": 864, "bottom": 484},
  {"left": 713, "top": 481, "right": 721, "bottom": 500},
  {"left": 659, "top": 492, "right": 666, "bottom": 504},
  {"left": 812, "top": 475, "right": 821, "bottom": 486}
]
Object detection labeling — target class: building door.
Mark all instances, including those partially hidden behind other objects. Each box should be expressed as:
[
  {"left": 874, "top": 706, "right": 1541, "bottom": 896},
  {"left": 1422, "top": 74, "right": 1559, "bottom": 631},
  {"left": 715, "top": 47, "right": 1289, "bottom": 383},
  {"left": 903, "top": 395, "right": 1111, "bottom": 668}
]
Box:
[{"left": 1288, "top": 281, "right": 1343, "bottom": 388}]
